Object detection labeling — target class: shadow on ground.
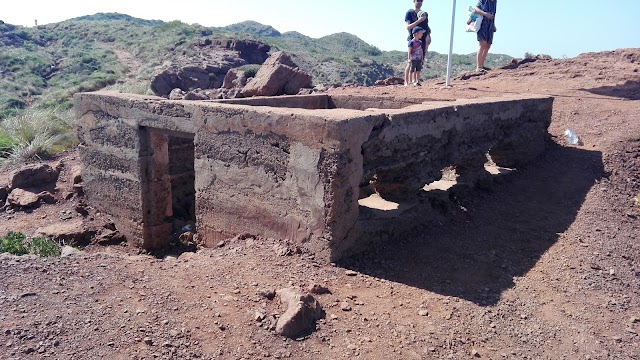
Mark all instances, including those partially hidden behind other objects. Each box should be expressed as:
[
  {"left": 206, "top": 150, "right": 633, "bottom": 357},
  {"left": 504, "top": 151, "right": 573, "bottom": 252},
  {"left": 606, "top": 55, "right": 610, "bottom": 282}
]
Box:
[
  {"left": 581, "top": 80, "right": 640, "bottom": 100},
  {"left": 339, "top": 144, "right": 605, "bottom": 306}
]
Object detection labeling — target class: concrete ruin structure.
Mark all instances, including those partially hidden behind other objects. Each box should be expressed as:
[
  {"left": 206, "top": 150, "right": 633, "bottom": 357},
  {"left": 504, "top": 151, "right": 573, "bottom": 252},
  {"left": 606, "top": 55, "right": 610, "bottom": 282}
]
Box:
[{"left": 74, "top": 91, "right": 553, "bottom": 261}]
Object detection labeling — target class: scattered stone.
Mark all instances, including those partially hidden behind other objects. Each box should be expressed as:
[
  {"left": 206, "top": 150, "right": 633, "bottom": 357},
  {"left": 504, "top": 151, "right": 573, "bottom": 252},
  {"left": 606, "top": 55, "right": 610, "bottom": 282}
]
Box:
[
  {"left": 308, "top": 284, "right": 331, "bottom": 295},
  {"left": 37, "top": 191, "right": 56, "bottom": 204},
  {"left": 472, "top": 348, "right": 481, "bottom": 357},
  {"left": 73, "top": 184, "right": 84, "bottom": 196},
  {"left": 418, "top": 309, "right": 429, "bottom": 316},
  {"left": 60, "top": 246, "right": 81, "bottom": 258},
  {"left": 143, "top": 337, "right": 153, "bottom": 345},
  {"left": 169, "top": 88, "right": 185, "bottom": 100},
  {"left": 340, "top": 302, "right": 352, "bottom": 312},
  {"left": 374, "top": 77, "right": 404, "bottom": 86},
  {"left": 254, "top": 311, "right": 266, "bottom": 322},
  {"left": 345, "top": 270, "right": 358, "bottom": 276},
  {"left": 179, "top": 232, "right": 195, "bottom": 245},
  {"left": 274, "top": 287, "right": 324, "bottom": 338},
  {"left": 273, "top": 243, "right": 292, "bottom": 257},
  {"left": 259, "top": 289, "right": 276, "bottom": 300},
  {"left": 74, "top": 203, "right": 89, "bottom": 216},
  {"left": 184, "top": 88, "right": 212, "bottom": 100}
]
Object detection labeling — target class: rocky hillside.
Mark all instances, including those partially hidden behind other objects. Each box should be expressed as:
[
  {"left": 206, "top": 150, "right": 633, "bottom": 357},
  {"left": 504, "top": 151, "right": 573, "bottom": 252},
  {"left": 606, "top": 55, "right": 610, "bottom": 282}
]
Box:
[{"left": 0, "top": 14, "right": 512, "bottom": 118}]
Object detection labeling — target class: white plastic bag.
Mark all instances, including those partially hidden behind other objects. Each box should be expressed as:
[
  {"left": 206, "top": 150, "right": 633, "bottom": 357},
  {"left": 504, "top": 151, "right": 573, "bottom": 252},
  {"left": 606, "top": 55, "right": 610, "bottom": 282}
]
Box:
[{"left": 465, "top": 6, "right": 483, "bottom": 33}]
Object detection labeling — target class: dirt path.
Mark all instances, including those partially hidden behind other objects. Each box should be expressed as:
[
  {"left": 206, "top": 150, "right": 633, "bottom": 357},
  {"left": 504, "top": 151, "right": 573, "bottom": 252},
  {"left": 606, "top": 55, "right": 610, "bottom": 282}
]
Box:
[{"left": 100, "top": 43, "right": 144, "bottom": 79}]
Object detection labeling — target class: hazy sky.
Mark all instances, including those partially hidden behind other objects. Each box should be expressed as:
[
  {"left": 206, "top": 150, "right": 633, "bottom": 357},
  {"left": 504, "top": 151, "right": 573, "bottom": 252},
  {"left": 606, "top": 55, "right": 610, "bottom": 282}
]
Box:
[{"left": 2, "top": 0, "right": 638, "bottom": 58}]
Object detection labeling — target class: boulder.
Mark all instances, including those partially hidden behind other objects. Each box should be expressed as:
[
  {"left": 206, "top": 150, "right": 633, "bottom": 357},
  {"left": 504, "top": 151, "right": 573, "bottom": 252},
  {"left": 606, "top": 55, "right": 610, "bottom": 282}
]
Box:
[
  {"left": 71, "top": 165, "right": 83, "bottom": 184},
  {"left": 9, "top": 163, "right": 59, "bottom": 190},
  {"left": 60, "top": 245, "right": 81, "bottom": 258},
  {"left": 241, "top": 52, "right": 312, "bottom": 97},
  {"left": 34, "top": 220, "right": 95, "bottom": 246},
  {"left": 6, "top": 188, "right": 40, "bottom": 208},
  {"left": 222, "top": 69, "right": 249, "bottom": 89},
  {"left": 169, "top": 88, "right": 185, "bottom": 100},
  {"left": 275, "top": 287, "right": 323, "bottom": 338},
  {"left": 150, "top": 66, "right": 212, "bottom": 97},
  {"left": 183, "top": 88, "right": 212, "bottom": 100},
  {"left": 375, "top": 76, "right": 405, "bottom": 86}
]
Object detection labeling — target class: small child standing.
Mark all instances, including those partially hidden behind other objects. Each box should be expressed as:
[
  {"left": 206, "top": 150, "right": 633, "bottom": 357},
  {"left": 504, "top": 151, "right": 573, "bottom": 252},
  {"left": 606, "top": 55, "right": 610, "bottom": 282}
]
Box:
[{"left": 407, "top": 26, "right": 426, "bottom": 86}]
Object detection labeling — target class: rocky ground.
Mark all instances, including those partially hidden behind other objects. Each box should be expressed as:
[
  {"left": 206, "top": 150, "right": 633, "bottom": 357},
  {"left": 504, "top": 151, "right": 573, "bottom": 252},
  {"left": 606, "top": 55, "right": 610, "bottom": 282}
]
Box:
[{"left": 0, "top": 49, "right": 639, "bottom": 360}]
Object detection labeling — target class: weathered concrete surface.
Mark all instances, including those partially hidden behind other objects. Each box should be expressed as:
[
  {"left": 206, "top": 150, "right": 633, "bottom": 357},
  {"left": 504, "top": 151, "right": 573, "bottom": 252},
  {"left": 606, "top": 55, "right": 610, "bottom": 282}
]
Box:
[{"left": 74, "top": 91, "right": 553, "bottom": 261}]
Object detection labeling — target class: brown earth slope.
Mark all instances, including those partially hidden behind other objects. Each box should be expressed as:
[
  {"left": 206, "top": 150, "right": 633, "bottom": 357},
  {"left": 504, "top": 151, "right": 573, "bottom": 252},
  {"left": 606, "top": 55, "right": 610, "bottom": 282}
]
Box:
[{"left": 0, "top": 49, "right": 639, "bottom": 359}]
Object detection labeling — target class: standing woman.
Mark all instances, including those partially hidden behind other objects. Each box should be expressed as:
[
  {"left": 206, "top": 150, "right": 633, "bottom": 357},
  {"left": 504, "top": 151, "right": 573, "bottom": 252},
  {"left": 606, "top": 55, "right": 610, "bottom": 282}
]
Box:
[
  {"left": 475, "top": 0, "right": 497, "bottom": 71},
  {"left": 404, "top": 0, "right": 431, "bottom": 86}
]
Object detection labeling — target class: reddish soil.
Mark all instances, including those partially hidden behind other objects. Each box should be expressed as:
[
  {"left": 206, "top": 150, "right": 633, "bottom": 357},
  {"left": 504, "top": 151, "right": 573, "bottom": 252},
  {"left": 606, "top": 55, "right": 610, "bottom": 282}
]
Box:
[{"left": 0, "top": 49, "right": 639, "bottom": 360}]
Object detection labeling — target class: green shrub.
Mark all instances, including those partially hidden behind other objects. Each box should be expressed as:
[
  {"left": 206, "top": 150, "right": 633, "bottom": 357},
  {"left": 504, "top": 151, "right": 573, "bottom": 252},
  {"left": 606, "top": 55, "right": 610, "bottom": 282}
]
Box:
[
  {"left": 0, "top": 133, "right": 16, "bottom": 156},
  {"left": 29, "top": 236, "right": 61, "bottom": 257},
  {"left": 0, "top": 232, "right": 61, "bottom": 257},
  {"left": 237, "top": 64, "right": 260, "bottom": 79},
  {"left": 0, "top": 232, "right": 29, "bottom": 255},
  {"left": 0, "top": 107, "right": 77, "bottom": 163}
]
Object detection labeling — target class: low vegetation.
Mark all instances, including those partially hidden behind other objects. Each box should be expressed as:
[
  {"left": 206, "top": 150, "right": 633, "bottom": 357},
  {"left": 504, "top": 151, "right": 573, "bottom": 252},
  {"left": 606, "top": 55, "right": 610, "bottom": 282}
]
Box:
[
  {"left": 0, "top": 107, "right": 77, "bottom": 163},
  {"left": 0, "top": 231, "right": 62, "bottom": 257},
  {"left": 0, "top": 14, "right": 515, "bottom": 166}
]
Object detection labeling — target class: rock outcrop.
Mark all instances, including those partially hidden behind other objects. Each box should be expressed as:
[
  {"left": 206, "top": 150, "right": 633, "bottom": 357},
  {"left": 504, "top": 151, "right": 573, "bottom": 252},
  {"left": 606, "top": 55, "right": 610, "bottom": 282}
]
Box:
[
  {"left": 150, "top": 39, "right": 270, "bottom": 97},
  {"left": 241, "top": 52, "right": 312, "bottom": 97}
]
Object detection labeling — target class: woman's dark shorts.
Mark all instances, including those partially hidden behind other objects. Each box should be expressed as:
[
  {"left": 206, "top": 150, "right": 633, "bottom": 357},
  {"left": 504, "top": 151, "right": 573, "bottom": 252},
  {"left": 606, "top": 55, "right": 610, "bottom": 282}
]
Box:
[{"left": 477, "top": 21, "right": 494, "bottom": 44}]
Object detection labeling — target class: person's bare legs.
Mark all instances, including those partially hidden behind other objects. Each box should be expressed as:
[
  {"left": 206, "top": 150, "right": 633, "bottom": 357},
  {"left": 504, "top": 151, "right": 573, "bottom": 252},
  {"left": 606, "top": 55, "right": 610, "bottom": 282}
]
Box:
[
  {"left": 405, "top": 62, "right": 411, "bottom": 86},
  {"left": 477, "top": 40, "right": 491, "bottom": 70}
]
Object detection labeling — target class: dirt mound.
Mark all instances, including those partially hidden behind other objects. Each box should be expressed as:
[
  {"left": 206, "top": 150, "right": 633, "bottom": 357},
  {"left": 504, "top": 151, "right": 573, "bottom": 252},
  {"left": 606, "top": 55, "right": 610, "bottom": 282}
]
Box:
[{"left": 0, "top": 49, "right": 638, "bottom": 359}]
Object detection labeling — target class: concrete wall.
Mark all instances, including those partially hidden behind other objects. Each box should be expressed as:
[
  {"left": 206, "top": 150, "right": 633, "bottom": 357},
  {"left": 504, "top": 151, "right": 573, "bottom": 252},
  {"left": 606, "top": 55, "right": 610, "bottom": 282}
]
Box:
[{"left": 75, "top": 91, "right": 553, "bottom": 261}]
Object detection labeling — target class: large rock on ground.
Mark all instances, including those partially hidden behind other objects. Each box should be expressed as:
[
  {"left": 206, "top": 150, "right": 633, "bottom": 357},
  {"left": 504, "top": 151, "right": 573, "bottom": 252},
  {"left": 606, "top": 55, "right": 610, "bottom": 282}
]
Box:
[
  {"left": 151, "top": 66, "right": 212, "bottom": 97},
  {"left": 9, "top": 163, "right": 59, "bottom": 190},
  {"left": 241, "top": 52, "right": 312, "bottom": 97},
  {"left": 275, "top": 287, "right": 323, "bottom": 338},
  {"left": 34, "top": 220, "right": 95, "bottom": 246},
  {"left": 6, "top": 188, "right": 40, "bottom": 208},
  {"left": 222, "top": 69, "right": 249, "bottom": 89}
]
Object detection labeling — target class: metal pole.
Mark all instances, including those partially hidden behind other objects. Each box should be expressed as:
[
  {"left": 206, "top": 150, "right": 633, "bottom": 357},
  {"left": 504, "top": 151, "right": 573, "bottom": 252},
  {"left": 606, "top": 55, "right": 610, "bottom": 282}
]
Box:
[{"left": 445, "top": 0, "right": 457, "bottom": 87}]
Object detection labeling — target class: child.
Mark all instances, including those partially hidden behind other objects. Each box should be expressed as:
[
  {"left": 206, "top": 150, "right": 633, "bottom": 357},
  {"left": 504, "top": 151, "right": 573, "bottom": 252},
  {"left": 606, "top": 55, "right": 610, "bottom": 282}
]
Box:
[{"left": 407, "top": 26, "right": 426, "bottom": 86}]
